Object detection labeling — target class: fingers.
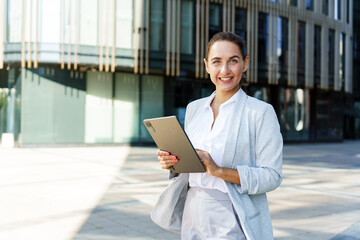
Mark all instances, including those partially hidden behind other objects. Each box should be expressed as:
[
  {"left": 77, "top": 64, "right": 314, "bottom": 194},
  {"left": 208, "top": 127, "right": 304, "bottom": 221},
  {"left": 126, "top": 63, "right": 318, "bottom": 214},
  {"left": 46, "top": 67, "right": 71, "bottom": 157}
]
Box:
[
  {"left": 157, "top": 150, "right": 170, "bottom": 156},
  {"left": 157, "top": 150, "right": 179, "bottom": 170}
]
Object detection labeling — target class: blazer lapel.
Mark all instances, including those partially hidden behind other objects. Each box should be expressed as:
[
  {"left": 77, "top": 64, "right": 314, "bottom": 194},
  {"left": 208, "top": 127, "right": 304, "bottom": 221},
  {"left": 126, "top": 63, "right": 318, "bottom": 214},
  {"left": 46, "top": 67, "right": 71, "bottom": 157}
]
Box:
[{"left": 222, "top": 89, "right": 248, "bottom": 168}]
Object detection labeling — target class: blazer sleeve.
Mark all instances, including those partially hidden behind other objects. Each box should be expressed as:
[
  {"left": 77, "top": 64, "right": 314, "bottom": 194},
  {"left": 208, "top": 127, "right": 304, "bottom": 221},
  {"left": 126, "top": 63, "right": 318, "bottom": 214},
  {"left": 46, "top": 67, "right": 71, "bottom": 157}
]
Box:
[{"left": 236, "top": 104, "right": 283, "bottom": 195}]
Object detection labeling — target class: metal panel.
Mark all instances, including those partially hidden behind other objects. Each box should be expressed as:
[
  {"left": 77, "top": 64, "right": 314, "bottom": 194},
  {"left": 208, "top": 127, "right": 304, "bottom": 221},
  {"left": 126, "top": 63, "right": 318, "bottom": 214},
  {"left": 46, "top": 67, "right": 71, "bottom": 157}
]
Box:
[
  {"left": 166, "top": 0, "right": 171, "bottom": 75},
  {"left": 145, "top": 0, "right": 149, "bottom": 74},
  {"left": 176, "top": 0, "right": 181, "bottom": 76},
  {"left": 0, "top": 0, "right": 4, "bottom": 69},
  {"left": 21, "top": 0, "right": 26, "bottom": 68}
]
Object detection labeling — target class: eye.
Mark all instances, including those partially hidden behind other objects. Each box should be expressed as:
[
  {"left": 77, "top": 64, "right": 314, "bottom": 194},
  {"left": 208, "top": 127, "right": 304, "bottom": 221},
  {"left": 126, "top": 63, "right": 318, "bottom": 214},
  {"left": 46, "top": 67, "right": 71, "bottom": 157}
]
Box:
[
  {"left": 230, "top": 59, "right": 238, "bottom": 64},
  {"left": 212, "top": 60, "right": 221, "bottom": 64}
]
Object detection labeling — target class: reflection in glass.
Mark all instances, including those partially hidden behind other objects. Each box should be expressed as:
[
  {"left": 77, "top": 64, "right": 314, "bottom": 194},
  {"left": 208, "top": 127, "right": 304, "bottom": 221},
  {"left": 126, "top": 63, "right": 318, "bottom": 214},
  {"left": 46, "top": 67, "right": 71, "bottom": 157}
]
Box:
[
  {"left": 279, "top": 88, "right": 309, "bottom": 140},
  {"left": 297, "top": 21, "right": 306, "bottom": 86},
  {"left": 150, "top": 0, "right": 164, "bottom": 51},
  {"left": 322, "top": 0, "right": 329, "bottom": 15},
  {"left": 278, "top": 17, "right": 288, "bottom": 84},
  {"left": 235, "top": 8, "right": 247, "bottom": 40},
  {"left": 328, "top": 29, "right": 335, "bottom": 87},
  {"left": 334, "top": 0, "right": 341, "bottom": 20},
  {"left": 258, "top": 12, "right": 269, "bottom": 83},
  {"left": 209, "top": 3, "right": 222, "bottom": 40},
  {"left": 306, "top": 0, "right": 314, "bottom": 10},
  {"left": 181, "top": 0, "right": 194, "bottom": 54},
  {"left": 339, "top": 33, "right": 345, "bottom": 90},
  {"left": 314, "top": 25, "right": 321, "bottom": 85}
]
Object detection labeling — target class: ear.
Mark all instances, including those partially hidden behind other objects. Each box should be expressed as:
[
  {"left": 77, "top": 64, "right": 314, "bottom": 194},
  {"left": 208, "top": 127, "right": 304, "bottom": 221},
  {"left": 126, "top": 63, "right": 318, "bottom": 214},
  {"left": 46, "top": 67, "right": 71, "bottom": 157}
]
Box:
[
  {"left": 204, "top": 58, "right": 210, "bottom": 73},
  {"left": 242, "top": 56, "right": 250, "bottom": 72}
]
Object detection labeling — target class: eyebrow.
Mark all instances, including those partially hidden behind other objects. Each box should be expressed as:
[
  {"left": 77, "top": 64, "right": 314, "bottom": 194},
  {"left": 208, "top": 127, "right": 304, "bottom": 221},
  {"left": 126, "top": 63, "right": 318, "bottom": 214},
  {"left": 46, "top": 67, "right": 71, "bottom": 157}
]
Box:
[{"left": 210, "top": 55, "right": 241, "bottom": 61}]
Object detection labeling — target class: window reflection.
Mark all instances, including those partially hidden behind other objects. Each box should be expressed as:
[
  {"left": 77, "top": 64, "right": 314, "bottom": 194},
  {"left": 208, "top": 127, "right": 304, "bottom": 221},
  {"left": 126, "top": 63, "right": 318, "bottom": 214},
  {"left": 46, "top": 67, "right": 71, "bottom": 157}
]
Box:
[
  {"left": 235, "top": 8, "right": 247, "bottom": 40},
  {"left": 279, "top": 88, "right": 310, "bottom": 140},
  {"left": 328, "top": 29, "right": 335, "bottom": 87},
  {"left": 150, "top": 0, "right": 164, "bottom": 51},
  {"left": 181, "top": 0, "right": 194, "bottom": 54},
  {"left": 258, "top": 12, "right": 269, "bottom": 83},
  {"left": 297, "top": 21, "right": 306, "bottom": 86},
  {"left": 278, "top": 17, "right": 288, "bottom": 84},
  {"left": 314, "top": 25, "right": 321, "bottom": 85}
]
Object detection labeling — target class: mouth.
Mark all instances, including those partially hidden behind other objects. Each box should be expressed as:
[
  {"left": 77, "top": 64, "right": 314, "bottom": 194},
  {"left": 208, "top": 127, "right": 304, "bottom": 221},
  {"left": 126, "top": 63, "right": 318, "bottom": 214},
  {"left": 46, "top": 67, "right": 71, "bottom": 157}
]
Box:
[{"left": 218, "top": 77, "right": 233, "bottom": 82}]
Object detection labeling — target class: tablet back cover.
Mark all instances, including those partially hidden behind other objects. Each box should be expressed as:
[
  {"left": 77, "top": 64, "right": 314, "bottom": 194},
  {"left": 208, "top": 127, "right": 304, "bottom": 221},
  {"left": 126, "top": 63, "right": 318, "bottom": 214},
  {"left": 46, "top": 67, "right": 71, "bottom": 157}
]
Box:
[{"left": 143, "top": 116, "right": 206, "bottom": 173}]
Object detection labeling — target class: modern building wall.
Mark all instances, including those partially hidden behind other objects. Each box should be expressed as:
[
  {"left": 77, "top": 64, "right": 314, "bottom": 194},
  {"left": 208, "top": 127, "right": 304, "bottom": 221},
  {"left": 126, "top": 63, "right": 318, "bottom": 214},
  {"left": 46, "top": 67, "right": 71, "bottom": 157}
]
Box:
[{"left": 0, "top": 0, "right": 356, "bottom": 145}]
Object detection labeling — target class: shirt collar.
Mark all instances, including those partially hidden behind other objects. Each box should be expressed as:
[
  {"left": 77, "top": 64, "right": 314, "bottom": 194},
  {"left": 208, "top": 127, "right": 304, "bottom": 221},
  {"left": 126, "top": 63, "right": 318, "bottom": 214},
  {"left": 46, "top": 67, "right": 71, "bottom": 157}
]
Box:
[{"left": 204, "top": 88, "right": 242, "bottom": 110}]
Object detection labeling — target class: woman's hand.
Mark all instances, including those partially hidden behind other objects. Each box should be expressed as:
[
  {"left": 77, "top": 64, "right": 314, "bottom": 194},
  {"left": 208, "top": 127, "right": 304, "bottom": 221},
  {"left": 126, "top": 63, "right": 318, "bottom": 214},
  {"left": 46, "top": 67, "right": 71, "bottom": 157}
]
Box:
[
  {"left": 196, "top": 149, "right": 220, "bottom": 176},
  {"left": 157, "top": 150, "right": 179, "bottom": 170},
  {"left": 196, "top": 149, "right": 241, "bottom": 185}
]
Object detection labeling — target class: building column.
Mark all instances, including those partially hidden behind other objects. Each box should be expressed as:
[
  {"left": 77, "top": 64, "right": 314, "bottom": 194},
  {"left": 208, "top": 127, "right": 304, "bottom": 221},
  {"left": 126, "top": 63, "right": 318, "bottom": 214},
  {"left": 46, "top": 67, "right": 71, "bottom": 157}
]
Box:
[{"left": 345, "top": 33, "right": 352, "bottom": 93}]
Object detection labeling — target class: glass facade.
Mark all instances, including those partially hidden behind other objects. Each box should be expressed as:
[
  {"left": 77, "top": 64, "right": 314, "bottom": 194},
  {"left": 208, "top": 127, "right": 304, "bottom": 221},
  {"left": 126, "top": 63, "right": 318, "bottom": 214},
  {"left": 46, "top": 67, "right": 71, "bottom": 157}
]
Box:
[
  {"left": 306, "top": 0, "right": 314, "bottom": 11},
  {"left": 209, "top": 3, "right": 222, "bottom": 40},
  {"left": 340, "top": 33, "right": 345, "bottom": 90},
  {"left": 328, "top": 29, "right": 335, "bottom": 87},
  {"left": 258, "top": 12, "right": 269, "bottom": 84},
  {"left": 181, "top": 0, "right": 194, "bottom": 54},
  {"left": 278, "top": 17, "right": 288, "bottom": 85},
  {"left": 314, "top": 25, "right": 321, "bottom": 86},
  {"left": 322, "top": 0, "right": 329, "bottom": 16},
  {"left": 0, "top": 0, "right": 355, "bottom": 145},
  {"left": 297, "top": 21, "right": 305, "bottom": 86},
  {"left": 279, "top": 88, "right": 309, "bottom": 141},
  {"left": 235, "top": 8, "right": 247, "bottom": 40},
  {"left": 334, "top": 0, "right": 341, "bottom": 20},
  {"left": 150, "top": 0, "right": 165, "bottom": 51}
]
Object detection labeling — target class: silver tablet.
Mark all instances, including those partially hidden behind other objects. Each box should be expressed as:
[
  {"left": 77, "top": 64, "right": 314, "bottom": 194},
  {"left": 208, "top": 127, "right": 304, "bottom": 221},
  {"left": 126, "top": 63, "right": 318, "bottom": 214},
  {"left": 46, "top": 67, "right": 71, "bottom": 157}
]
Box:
[{"left": 143, "top": 116, "right": 206, "bottom": 173}]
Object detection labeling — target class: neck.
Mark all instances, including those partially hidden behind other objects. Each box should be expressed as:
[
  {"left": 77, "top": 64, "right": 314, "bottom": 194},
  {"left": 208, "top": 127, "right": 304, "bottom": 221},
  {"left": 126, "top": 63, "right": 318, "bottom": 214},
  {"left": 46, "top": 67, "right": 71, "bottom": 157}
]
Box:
[{"left": 214, "top": 86, "right": 240, "bottom": 105}]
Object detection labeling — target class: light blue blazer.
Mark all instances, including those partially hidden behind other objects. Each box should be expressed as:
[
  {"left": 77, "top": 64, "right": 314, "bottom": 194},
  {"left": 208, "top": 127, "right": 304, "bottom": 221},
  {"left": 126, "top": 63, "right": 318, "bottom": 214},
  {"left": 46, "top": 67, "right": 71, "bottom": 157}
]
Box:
[{"left": 182, "top": 88, "right": 283, "bottom": 240}]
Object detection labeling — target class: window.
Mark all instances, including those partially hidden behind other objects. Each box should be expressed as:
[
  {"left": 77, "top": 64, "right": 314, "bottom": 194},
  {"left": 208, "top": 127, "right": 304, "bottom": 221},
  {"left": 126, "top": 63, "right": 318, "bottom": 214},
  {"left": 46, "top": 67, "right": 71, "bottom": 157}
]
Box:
[
  {"left": 150, "top": 0, "right": 164, "bottom": 51},
  {"left": 279, "top": 88, "right": 309, "bottom": 141},
  {"left": 340, "top": 33, "right": 345, "bottom": 90},
  {"left": 181, "top": 0, "right": 194, "bottom": 54},
  {"left": 306, "top": 0, "right": 314, "bottom": 11},
  {"left": 235, "top": 8, "right": 247, "bottom": 40},
  {"left": 334, "top": 0, "right": 341, "bottom": 20},
  {"left": 209, "top": 3, "right": 222, "bottom": 40},
  {"left": 314, "top": 25, "right": 321, "bottom": 86},
  {"left": 278, "top": 17, "right": 288, "bottom": 84},
  {"left": 289, "top": 0, "right": 297, "bottom": 7},
  {"left": 328, "top": 29, "right": 335, "bottom": 87},
  {"left": 346, "top": 0, "right": 350, "bottom": 23},
  {"left": 297, "top": 21, "right": 306, "bottom": 86},
  {"left": 258, "top": 12, "right": 269, "bottom": 83},
  {"left": 322, "top": 0, "right": 329, "bottom": 15}
]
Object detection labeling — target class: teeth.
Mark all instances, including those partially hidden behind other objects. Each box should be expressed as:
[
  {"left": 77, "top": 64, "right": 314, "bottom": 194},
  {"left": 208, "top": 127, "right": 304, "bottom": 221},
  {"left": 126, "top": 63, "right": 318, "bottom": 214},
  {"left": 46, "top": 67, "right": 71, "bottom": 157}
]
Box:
[{"left": 220, "top": 77, "right": 231, "bottom": 81}]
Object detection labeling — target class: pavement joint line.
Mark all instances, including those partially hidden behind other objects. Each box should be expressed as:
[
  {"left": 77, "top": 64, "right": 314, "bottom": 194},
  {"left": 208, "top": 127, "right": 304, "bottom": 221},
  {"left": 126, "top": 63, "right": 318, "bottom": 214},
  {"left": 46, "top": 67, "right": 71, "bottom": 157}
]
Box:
[{"left": 279, "top": 185, "right": 360, "bottom": 199}]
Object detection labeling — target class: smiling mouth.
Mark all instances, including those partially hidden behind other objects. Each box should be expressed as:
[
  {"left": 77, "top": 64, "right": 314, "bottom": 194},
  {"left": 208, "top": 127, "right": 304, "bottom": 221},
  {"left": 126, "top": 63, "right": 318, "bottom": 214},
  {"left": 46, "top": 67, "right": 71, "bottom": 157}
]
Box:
[{"left": 219, "top": 77, "right": 233, "bottom": 82}]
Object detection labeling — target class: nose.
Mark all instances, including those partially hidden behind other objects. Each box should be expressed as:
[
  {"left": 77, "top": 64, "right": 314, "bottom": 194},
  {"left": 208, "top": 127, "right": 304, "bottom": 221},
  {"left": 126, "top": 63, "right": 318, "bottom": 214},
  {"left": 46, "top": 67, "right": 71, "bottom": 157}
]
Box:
[{"left": 220, "top": 63, "right": 230, "bottom": 74}]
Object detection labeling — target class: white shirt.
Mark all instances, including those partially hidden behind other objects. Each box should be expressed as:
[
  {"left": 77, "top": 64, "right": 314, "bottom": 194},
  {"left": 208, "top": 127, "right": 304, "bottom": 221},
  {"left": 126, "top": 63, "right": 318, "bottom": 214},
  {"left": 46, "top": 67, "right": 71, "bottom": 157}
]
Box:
[{"left": 187, "top": 89, "right": 240, "bottom": 193}]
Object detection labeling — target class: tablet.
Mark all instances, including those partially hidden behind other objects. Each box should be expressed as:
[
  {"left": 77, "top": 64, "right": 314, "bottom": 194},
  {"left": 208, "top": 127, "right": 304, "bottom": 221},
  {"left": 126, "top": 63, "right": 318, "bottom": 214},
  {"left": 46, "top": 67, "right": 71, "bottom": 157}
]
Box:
[{"left": 143, "top": 116, "right": 206, "bottom": 173}]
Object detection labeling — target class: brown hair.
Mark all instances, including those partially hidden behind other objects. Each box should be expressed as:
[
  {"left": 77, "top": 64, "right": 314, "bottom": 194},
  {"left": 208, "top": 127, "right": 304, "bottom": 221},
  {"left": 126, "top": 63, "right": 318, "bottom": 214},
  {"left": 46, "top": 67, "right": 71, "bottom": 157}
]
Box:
[
  {"left": 206, "top": 32, "right": 247, "bottom": 60},
  {"left": 206, "top": 32, "right": 249, "bottom": 88}
]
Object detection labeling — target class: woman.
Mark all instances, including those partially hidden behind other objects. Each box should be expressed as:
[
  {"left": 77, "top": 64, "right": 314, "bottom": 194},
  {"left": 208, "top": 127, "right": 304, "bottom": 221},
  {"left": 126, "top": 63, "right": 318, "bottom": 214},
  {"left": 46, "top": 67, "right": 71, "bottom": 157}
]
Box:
[{"left": 156, "top": 32, "right": 283, "bottom": 240}]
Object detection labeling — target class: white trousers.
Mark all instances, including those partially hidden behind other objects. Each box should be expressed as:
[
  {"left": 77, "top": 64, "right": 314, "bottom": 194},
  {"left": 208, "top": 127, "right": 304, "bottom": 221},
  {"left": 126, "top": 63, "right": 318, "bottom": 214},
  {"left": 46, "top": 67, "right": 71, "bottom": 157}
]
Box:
[{"left": 181, "top": 187, "right": 246, "bottom": 240}]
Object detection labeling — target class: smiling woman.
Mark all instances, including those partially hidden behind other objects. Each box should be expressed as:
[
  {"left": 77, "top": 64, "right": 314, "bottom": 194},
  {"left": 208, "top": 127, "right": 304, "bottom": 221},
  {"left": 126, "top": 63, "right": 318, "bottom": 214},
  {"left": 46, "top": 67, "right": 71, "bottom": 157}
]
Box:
[{"left": 154, "top": 32, "right": 283, "bottom": 240}]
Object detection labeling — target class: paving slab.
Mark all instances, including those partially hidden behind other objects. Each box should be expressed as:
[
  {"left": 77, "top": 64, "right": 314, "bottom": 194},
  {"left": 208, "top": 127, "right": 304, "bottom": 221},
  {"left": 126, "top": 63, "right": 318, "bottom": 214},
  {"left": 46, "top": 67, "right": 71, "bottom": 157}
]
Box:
[{"left": 1, "top": 141, "right": 360, "bottom": 240}]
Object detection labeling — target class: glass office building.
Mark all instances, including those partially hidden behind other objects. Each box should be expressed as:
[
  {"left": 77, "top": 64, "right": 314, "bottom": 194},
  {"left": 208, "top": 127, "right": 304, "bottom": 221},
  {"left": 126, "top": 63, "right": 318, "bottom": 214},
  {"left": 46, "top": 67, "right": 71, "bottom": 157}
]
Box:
[{"left": 0, "top": 0, "right": 355, "bottom": 146}]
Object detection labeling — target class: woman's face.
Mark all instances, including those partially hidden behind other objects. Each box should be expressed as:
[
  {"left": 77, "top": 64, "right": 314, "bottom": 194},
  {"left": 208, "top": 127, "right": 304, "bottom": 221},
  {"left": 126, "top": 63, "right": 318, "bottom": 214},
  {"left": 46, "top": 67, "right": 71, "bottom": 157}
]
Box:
[{"left": 204, "top": 40, "right": 249, "bottom": 94}]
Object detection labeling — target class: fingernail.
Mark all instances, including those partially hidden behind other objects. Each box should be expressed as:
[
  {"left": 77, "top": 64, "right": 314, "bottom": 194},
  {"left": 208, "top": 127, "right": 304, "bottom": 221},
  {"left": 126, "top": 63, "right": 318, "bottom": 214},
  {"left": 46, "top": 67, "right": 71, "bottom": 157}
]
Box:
[
  {"left": 166, "top": 153, "right": 170, "bottom": 156},
  {"left": 172, "top": 156, "right": 177, "bottom": 160},
  {"left": 173, "top": 160, "right": 178, "bottom": 164}
]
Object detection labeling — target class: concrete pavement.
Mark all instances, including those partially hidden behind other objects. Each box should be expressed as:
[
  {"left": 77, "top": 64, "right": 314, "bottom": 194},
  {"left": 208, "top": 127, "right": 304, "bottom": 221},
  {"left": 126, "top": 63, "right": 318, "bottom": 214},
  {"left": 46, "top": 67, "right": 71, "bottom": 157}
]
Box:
[{"left": 0, "top": 142, "right": 360, "bottom": 239}]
